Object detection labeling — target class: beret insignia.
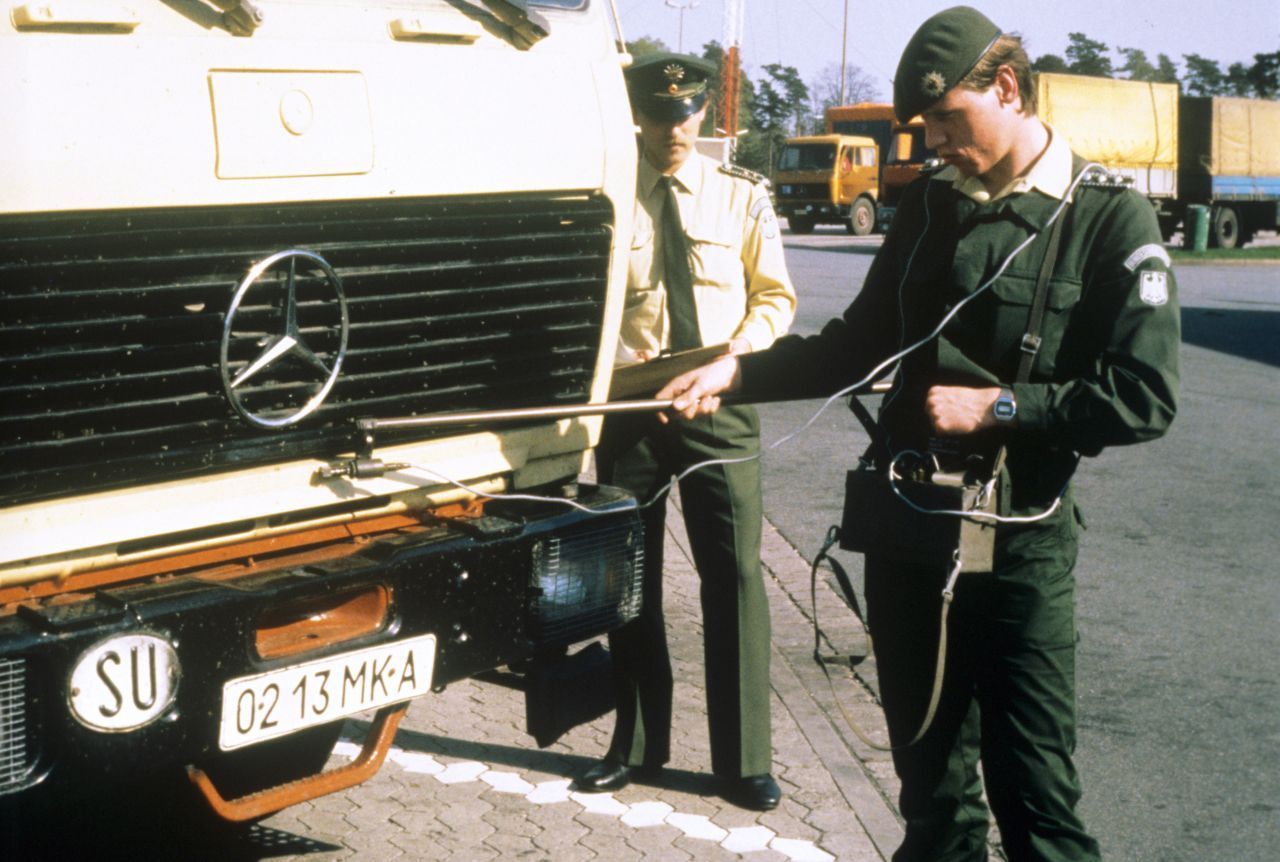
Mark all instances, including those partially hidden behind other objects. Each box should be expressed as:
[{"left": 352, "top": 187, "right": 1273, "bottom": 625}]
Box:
[{"left": 921, "top": 71, "right": 947, "bottom": 98}]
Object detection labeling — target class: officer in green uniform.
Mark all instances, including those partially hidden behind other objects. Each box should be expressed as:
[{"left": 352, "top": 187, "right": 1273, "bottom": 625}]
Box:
[
  {"left": 655, "top": 7, "right": 1179, "bottom": 859},
  {"left": 573, "top": 53, "right": 797, "bottom": 811}
]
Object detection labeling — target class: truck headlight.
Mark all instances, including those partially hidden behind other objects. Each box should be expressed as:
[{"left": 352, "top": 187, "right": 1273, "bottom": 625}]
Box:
[{"left": 528, "top": 520, "right": 643, "bottom": 647}]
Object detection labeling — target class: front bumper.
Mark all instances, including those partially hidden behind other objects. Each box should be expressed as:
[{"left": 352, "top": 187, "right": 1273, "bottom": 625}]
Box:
[
  {"left": 0, "top": 484, "right": 641, "bottom": 803},
  {"left": 776, "top": 201, "right": 846, "bottom": 221}
]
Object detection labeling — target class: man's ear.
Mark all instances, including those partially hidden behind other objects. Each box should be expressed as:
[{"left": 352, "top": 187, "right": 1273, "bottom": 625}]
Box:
[{"left": 994, "top": 64, "right": 1022, "bottom": 111}]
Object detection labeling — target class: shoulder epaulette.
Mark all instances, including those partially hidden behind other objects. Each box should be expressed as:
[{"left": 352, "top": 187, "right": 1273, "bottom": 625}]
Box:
[
  {"left": 1077, "top": 164, "right": 1133, "bottom": 191},
  {"left": 920, "top": 157, "right": 948, "bottom": 175},
  {"left": 718, "top": 163, "right": 768, "bottom": 186}
]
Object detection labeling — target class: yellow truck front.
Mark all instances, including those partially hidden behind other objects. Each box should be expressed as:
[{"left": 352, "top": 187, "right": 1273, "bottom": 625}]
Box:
[
  {"left": 1, "top": 0, "right": 643, "bottom": 820},
  {"left": 774, "top": 134, "right": 880, "bottom": 235}
]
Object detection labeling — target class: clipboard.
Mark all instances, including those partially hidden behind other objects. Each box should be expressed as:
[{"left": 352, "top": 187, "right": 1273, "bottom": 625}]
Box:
[{"left": 608, "top": 343, "right": 732, "bottom": 400}]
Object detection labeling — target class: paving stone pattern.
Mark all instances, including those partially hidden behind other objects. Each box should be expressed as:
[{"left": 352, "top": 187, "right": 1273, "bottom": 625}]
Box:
[{"left": 253, "top": 494, "right": 911, "bottom": 860}]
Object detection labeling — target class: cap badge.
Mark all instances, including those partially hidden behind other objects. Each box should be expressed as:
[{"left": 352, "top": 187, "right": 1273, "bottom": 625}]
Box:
[
  {"left": 921, "top": 70, "right": 947, "bottom": 98},
  {"left": 663, "top": 63, "right": 686, "bottom": 94}
]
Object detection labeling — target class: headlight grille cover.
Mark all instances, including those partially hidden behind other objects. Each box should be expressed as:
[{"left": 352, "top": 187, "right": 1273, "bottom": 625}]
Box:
[
  {"left": 0, "top": 658, "right": 33, "bottom": 792},
  {"left": 530, "top": 519, "right": 643, "bottom": 646}
]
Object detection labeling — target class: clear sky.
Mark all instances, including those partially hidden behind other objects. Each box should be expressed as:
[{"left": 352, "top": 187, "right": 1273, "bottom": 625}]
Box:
[{"left": 616, "top": 0, "right": 1280, "bottom": 99}]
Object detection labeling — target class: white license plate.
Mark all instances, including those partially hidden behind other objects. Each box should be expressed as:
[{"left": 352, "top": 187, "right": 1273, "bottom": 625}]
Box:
[{"left": 219, "top": 633, "right": 436, "bottom": 751}]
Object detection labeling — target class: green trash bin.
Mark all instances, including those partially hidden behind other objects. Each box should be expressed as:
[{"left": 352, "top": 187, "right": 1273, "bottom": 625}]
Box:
[{"left": 1184, "top": 204, "right": 1210, "bottom": 251}]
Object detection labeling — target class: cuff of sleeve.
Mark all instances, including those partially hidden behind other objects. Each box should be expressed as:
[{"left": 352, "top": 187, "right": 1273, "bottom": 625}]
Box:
[
  {"left": 737, "top": 350, "right": 766, "bottom": 393},
  {"left": 734, "top": 321, "right": 776, "bottom": 354},
  {"left": 1011, "top": 382, "right": 1050, "bottom": 433}
]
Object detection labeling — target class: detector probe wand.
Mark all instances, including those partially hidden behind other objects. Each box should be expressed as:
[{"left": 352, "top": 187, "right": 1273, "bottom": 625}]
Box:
[{"left": 323, "top": 384, "right": 890, "bottom": 481}]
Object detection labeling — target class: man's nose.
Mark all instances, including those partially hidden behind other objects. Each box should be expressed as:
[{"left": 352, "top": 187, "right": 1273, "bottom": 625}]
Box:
[{"left": 924, "top": 122, "right": 945, "bottom": 150}]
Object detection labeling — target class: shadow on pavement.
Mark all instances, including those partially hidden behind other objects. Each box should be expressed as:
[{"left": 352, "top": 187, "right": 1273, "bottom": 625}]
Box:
[
  {"left": 354, "top": 719, "right": 722, "bottom": 799},
  {"left": 3, "top": 807, "right": 340, "bottom": 861},
  {"left": 1180, "top": 307, "right": 1280, "bottom": 367}
]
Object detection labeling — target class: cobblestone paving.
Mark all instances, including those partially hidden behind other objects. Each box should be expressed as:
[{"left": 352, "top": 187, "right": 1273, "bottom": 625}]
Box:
[{"left": 242, "top": 498, "right": 906, "bottom": 860}]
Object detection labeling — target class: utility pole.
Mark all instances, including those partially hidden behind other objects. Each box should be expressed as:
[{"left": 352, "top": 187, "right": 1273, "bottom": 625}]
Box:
[
  {"left": 839, "top": 0, "right": 850, "bottom": 105},
  {"left": 664, "top": 0, "right": 700, "bottom": 54}
]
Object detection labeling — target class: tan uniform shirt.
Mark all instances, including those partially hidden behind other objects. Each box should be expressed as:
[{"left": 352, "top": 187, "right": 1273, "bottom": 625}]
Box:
[{"left": 622, "top": 152, "right": 797, "bottom": 358}]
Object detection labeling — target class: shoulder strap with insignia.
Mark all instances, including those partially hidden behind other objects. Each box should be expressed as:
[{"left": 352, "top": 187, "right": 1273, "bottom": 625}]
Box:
[
  {"left": 1076, "top": 163, "right": 1132, "bottom": 192},
  {"left": 718, "top": 163, "right": 768, "bottom": 186}
]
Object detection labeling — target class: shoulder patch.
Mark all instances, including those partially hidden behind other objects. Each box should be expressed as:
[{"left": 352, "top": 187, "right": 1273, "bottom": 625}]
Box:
[
  {"left": 1124, "top": 243, "right": 1172, "bottom": 272},
  {"left": 718, "top": 163, "right": 768, "bottom": 186},
  {"left": 749, "top": 194, "right": 779, "bottom": 239},
  {"left": 1139, "top": 270, "right": 1169, "bottom": 306},
  {"left": 1077, "top": 164, "right": 1132, "bottom": 191}
]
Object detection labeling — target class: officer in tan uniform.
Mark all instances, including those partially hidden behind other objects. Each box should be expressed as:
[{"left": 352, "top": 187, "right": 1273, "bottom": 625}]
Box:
[{"left": 573, "top": 52, "right": 796, "bottom": 811}]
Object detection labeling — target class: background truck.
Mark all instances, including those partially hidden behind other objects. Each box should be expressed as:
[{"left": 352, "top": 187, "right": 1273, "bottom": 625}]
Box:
[
  {"left": 1, "top": 0, "right": 645, "bottom": 824},
  {"left": 876, "top": 72, "right": 1280, "bottom": 248},
  {"left": 824, "top": 101, "right": 897, "bottom": 161},
  {"left": 1037, "top": 73, "right": 1280, "bottom": 248},
  {"left": 774, "top": 134, "right": 880, "bottom": 234},
  {"left": 1175, "top": 95, "right": 1280, "bottom": 248}
]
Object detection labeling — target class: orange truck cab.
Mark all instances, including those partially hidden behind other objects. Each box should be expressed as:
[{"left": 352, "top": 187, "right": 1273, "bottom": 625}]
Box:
[
  {"left": 875, "top": 118, "right": 934, "bottom": 233},
  {"left": 774, "top": 134, "right": 880, "bottom": 235}
]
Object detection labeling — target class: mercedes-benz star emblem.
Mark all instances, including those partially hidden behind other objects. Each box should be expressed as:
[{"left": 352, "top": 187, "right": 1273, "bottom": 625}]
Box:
[{"left": 220, "top": 249, "right": 349, "bottom": 428}]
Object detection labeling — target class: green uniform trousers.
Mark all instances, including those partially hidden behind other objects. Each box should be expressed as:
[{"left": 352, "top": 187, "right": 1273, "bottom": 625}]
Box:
[
  {"left": 866, "top": 505, "right": 1101, "bottom": 862},
  {"left": 596, "top": 404, "right": 772, "bottom": 779}
]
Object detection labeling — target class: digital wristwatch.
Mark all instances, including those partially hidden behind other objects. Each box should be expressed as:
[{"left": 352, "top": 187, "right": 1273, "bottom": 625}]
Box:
[{"left": 993, "top": 387, "right": 1017, "bottom": 424}]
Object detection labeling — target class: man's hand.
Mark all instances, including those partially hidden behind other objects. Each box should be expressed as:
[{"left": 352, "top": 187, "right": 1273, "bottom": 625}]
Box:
[
  {"left": 925, "top": 385, "right": 1002, "bottom": 434},
  {"left": 655, "top": 355, "right": 741, "bottom": 422}
]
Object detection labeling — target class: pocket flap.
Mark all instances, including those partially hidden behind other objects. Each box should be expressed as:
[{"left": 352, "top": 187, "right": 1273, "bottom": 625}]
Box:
[
  {"left": 989, "top": 275, "right": 1082, "bottom": 310},
  {"left": 684, "top": 225, "right": 734, "bottom": 248},
  {"left": 630, "top": 224, "right": 653, "bottom": 250}
]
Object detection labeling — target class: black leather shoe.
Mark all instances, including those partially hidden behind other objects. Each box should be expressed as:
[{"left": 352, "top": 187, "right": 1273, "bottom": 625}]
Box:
[
  {"left": 722, "top": 774, "right": 781, "bottom": 811},
  {"left": 573, "top": 759, "right": 660, "bottom": 793}
]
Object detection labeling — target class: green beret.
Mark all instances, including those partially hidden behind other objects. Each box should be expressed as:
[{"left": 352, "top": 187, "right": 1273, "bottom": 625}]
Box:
[
  {"left": 893, "top": 6, "right": 1001, "bottom": 122},
  {"left": 625, "top": 52, "right": 716, "bottom": 122}
]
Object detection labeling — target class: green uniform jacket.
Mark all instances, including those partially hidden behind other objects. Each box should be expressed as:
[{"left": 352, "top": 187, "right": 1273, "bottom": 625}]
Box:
[{"left": 741, "top": 155, "right": 1180, "bottom": 514}]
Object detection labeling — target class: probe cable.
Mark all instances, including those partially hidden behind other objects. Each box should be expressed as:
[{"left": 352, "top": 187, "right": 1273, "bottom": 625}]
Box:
[{"left": 389, "top": 163, "right": 1100, "bottom": 523}]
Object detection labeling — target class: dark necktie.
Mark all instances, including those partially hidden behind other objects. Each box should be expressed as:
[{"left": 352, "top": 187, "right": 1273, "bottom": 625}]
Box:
[{"left": 659, "top": 177, "right": 701, "bottom": 351}]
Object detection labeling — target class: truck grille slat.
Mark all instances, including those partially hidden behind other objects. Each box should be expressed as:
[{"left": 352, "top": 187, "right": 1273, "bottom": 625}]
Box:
[{"left": 0, "top": 194, "right": 614, "bottom": 504}]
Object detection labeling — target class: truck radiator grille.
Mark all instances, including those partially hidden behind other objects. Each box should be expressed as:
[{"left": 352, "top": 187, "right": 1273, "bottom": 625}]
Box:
[
  {"left": 778, "top": 183, "right": 829, "bottom": 199},
  {"left": 530, "top": 519, "right": 644, "bottom": 647},
  {"left": 0, "top": 658, "right": 32, "bottom": 792},
  {"left": 0, "top": 194, "right": 614, "bottom": 505}
]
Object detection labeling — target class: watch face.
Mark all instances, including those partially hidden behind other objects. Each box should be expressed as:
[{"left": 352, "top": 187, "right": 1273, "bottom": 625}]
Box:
[{"left": 994, "top": 391, "right": 1016, "bottom": 421}]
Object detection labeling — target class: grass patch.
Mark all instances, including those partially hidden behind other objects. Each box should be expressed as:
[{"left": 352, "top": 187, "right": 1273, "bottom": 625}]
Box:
[{"left": 1170, "top": 245, "right": 1280, "bottom": 263}]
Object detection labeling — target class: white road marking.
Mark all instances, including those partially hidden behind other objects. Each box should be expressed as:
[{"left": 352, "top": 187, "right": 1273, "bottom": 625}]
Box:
[{"left": 332, "top": 739, "right": 836, "bottom": 861}]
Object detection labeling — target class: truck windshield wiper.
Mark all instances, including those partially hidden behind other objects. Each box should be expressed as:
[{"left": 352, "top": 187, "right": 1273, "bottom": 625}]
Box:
[
  {"left": 191, "top": 0, "right": 262, "bottom": 36},
  {"left": 482, "top": 0, "right": 549, "bottom": 49}
]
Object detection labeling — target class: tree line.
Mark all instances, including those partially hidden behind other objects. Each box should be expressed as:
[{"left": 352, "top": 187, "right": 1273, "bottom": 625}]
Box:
[
  {"left": 628, "top": 35, "right": 1279, "bottom": 176},
  {"left": 1034, "top": 33, "right": 1279, "bottom": 100}
]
